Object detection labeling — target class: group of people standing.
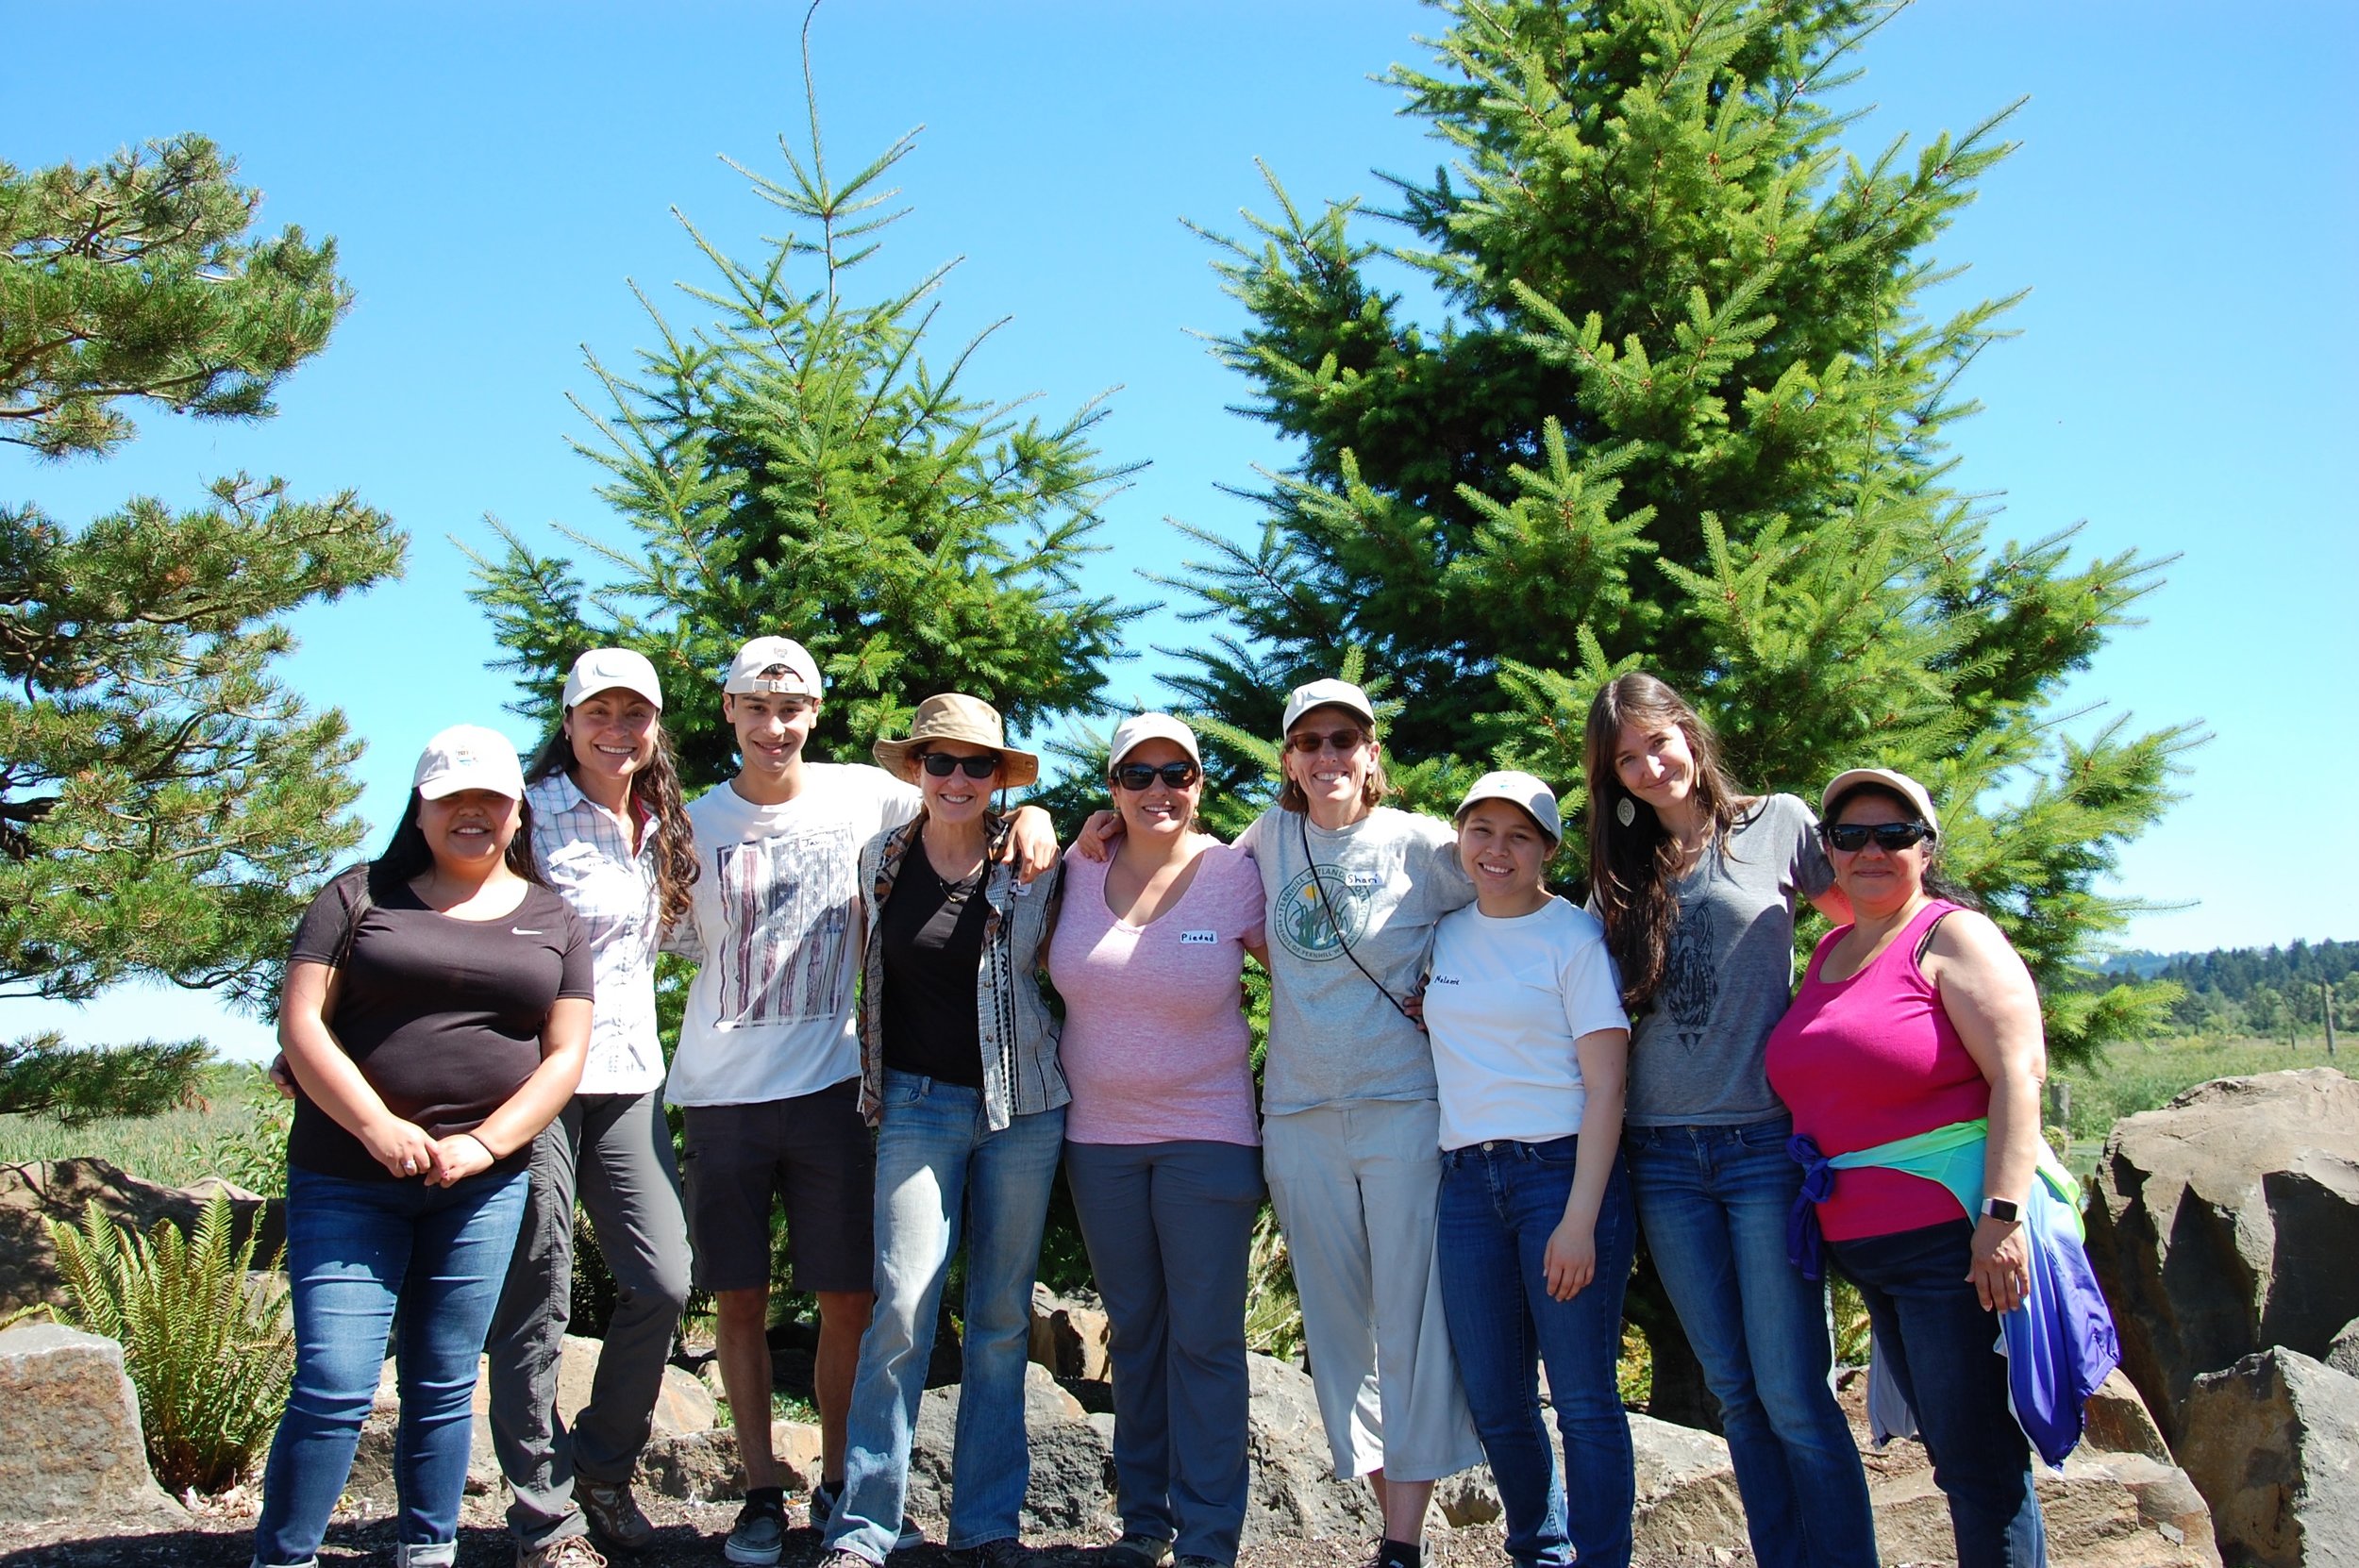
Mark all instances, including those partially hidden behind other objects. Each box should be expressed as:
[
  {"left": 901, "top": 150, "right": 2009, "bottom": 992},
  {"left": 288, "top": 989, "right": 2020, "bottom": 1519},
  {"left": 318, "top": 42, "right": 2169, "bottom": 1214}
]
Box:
[{"left": 252, "top": 640, "right": 2077, "bottom": 1568}]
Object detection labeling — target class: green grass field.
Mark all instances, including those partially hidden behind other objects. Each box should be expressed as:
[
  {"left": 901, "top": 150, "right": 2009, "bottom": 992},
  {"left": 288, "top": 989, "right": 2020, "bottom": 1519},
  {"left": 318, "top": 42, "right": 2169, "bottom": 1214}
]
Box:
[
  {"left": 2051, "top": 1035, "right": 2344, "bottom": 1154},
  {"left": 0, "top": 1061, "right": 289, "bottom": 1193}
]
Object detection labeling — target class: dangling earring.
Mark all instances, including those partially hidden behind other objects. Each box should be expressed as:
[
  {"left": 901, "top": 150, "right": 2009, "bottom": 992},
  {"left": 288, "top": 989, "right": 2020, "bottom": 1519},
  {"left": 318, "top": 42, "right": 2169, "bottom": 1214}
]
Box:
[{"left": 1615, "top": 796, "right": 1636, "bottom": 827}]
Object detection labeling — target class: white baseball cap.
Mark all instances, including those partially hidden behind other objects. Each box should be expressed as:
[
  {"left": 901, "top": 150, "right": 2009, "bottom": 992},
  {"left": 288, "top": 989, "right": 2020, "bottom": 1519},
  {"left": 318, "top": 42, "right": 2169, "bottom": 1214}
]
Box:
[
  {"left": 724, "top": 636, "right": 823, "bottom": 698},
  {"left": 1108, "top": 712, "right": 1201, "bottom": 772},
  {"left": 561, "top": 647, "right": 663, "bottom": 711},
  {"left": 412, "top": 725, "right": 526, "bottom": 801},
  {"left": 1820, "top": 767, "right": 1940, "bottom": 833},
  {"left": 1280, "top": 677, "right": 1377, "bottom": 735},
  {"left": 1454, "top": 770, "right": 1563, "bottom": 843}
]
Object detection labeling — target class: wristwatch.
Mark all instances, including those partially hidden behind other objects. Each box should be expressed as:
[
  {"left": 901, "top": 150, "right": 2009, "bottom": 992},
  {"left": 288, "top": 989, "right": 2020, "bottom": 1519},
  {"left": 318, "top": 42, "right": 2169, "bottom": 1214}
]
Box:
[{"left": 1981, "top": 1195, "right": 2021, "bottom": 1223}]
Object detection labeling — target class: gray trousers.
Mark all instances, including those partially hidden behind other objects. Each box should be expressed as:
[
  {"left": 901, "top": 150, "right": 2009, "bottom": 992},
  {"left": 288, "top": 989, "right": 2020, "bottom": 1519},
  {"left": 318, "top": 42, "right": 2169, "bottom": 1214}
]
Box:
[
  {"left": 485, "top": 1090, "right": 694, "bottom": 1546},
  {"left": 1065, "top": 1139, "right": 1263, "bottom": 1565}
]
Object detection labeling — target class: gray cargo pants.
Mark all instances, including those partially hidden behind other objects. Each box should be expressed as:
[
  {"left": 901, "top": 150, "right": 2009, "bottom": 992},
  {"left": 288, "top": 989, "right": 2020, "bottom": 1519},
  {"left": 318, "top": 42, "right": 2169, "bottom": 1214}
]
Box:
[{"left": 484, "top": 1090, "right": 694, "bottom": 1548}]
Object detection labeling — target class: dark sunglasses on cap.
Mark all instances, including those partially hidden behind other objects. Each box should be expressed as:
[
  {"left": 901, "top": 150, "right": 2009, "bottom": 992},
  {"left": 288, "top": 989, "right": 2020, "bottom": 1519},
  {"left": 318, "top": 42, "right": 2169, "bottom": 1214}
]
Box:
[
  {"left": 1825, "top": 821, "right": 1934, "bottom": 853},
  {"left": 1286, "top": 726, "right": 1367, "bottom": 756},
  {"left": 1113, "top": 759, "right": 1200, "bottom": 792},
  {"left": 916, "top": 751, "right": 1001, "bottom": 779}
]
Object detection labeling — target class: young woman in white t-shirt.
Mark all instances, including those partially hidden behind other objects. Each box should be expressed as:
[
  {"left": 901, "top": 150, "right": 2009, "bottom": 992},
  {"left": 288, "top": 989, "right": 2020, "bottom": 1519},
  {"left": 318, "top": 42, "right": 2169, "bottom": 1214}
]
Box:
[{"left": 1422, "top": 773, "right": 1636, "bottom": 1568}]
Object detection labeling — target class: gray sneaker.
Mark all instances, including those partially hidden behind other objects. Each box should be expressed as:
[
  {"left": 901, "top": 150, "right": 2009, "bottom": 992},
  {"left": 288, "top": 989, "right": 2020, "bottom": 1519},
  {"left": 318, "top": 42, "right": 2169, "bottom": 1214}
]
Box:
[
  {"left": 1103, "top": 1536, "right": 1173, "bottom": 1568},
  {"left": 810, "top": 1480, "right": 925, "bottom": 1551},
  {"left": 578, "top": 1478, "right": 656, "bottom": 1553},
  {"left": 958, "top": 1540, "right": 1030, "bottom": 1568},
  {"left": 724, "top": 1493, "right": 788, "bottom": 1566}
]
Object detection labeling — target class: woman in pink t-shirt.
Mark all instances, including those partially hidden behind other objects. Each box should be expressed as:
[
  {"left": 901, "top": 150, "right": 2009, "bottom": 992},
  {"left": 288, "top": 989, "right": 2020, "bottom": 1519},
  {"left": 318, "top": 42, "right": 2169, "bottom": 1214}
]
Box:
[{"left": 1046, "top": 713, "right": 1268, "bottom": 1568}]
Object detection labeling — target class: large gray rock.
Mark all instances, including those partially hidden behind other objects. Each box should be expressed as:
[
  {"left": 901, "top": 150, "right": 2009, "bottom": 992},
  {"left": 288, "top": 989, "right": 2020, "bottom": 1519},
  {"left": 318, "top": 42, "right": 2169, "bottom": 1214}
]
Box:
[
  {"left": 2083, "top": 1069, "right": 2359, "bottom": 1441},
  {"left": 2177, "top": 1346, "right": 2359, "bottom": 1568},
  {"left": 1866, "top": 1449, "right": 2220, "bottom": 1568},
  {"left": 636, "top": 1419, "right": 823, "bottom": 1503},
  {"left": 1029, "top": 1283, "right": 1113, "bottom": 1383},
  {"left": 0, "top": 1158, "right": 276, "bottom": 1316},
  {"left": 0, "top": 1324, "right": 187, "bottom": 1529},
  {"left": 346, "top": 1335, "right": 716, "bottom": 1509},
  {"left": 1241, "top": 1351, "right": 1379, "bottom": 1543},
  {"left": 909, "top": 1360, "right": 1113, "bottom": 1538}
]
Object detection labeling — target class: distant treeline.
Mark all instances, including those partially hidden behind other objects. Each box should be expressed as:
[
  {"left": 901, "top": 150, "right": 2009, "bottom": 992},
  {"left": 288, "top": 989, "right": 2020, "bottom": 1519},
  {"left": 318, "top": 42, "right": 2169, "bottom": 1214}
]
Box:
[{"left": 2103, "top": 939, "right": 2355, "bottom": 1041}]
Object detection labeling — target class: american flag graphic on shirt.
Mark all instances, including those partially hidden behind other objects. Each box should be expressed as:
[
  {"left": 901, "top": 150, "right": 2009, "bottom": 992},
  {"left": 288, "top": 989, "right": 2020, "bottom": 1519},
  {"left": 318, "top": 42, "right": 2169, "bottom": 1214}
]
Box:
[{"left": 711, "top": 825, "right": 858, "bottom": 1027}]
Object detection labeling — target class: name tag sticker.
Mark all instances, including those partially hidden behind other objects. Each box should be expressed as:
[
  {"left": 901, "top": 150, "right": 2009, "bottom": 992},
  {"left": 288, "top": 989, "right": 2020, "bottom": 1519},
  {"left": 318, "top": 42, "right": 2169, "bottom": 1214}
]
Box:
[
  {"left": 1180, "top": 930, "right": 1218, "bottom": 945},
  {"left": 1430, "top": 973, "right": 1463, "bottom": 986},
  {"left": 1345, "top": 871, "right": 1379, "bottom": 889}
]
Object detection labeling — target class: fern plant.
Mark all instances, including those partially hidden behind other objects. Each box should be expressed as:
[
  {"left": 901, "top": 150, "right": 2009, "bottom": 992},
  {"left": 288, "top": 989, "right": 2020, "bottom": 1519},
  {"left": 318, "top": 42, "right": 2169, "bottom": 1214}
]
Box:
[{"left": 48, "top": 1192, "right": 294, "bottom": 1493}]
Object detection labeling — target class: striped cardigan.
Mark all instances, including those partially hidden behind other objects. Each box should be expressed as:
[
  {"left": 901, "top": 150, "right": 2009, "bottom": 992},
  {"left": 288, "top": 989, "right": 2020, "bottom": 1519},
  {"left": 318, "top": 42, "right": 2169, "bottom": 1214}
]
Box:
[{"left": 855, "top": 812, "right": 1067, "bottom": 1132}]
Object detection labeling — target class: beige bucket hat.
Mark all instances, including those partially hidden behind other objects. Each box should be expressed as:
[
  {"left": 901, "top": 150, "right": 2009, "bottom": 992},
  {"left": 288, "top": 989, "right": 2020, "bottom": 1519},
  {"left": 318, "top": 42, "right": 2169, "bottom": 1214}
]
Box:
[{"left": 872, "top": 692, "right": 1040, "bottom": 789}]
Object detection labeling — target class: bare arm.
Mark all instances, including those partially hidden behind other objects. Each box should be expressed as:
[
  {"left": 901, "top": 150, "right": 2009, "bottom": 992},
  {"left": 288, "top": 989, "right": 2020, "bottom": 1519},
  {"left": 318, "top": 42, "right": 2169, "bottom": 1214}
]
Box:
[
  {"left": 1068, "top": 808, "right": 1123, "bottom": 863},
  {"left": 1544, "top": 1026, "right": 1631, "bottom": 1301},
  {"left": 428, "top": 994, "right": 591, "bottom": 1185},
  {"left": 1927, "top": 909, "right": 2047, "bottom": 1312},
  {"left": 1000, "top": 804, "right": 1060, "bottom": 883},
  {"left": 1807, "top": 883, "right": 1854, "bottom": 926},
  {"left": 277, "top": 959, "right": 436, "bottom": 1180}
]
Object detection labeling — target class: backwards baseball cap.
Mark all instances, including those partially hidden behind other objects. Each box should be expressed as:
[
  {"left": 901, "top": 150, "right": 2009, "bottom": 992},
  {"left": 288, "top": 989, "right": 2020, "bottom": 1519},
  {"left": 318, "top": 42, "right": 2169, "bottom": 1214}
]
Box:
[
  {"left": 412, "top": 725, "right": 526, "bottom": 801},
  {"left": 1108, "top": 711, "right": 1201, "bottom": 772},
  {"left": 723, "top": 636, "right": 823, "bottom": 699},
  {"left": 1454, "top": 770, "right": 1563, "bottom": 843},
  {"left": 1820, "top": 767, "right": 1940, "bottom": 833},
  {"left": 1280, "top": 677, "right": 1377, "bottom": 735},
  {"left": 561, "top": 647, "right": 663, "bottom": 711}
]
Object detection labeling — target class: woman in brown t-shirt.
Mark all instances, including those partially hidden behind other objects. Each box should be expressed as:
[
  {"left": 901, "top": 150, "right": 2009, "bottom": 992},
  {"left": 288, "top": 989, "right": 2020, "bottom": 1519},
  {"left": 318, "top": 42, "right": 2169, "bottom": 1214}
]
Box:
[{"left": 251, "top": 725, "right": 592, "bottom": 1568}]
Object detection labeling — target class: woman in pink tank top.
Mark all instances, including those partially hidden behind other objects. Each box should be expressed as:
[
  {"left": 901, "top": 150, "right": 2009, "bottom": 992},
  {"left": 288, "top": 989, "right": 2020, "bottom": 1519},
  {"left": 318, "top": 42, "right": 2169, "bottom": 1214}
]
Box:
[{"left": 1765, "top": 768, "right": 2051, "bottom": 1568}]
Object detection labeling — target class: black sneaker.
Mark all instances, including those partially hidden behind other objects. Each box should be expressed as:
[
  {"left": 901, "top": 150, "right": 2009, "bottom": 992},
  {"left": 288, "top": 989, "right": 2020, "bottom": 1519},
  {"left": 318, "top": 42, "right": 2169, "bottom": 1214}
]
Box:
[
  {"left": 958, "top": 1539, "right": 1030, "bottom": 1568},
  {"left": 1364, "top": 1540, "right": 1422, "bottom": 1568},
  {"left": 725, "top": 1492, "right": 788, "bottom": 1566},
  {"left": 810, "top": 1480, "right": 925, "bottom": 1552}
]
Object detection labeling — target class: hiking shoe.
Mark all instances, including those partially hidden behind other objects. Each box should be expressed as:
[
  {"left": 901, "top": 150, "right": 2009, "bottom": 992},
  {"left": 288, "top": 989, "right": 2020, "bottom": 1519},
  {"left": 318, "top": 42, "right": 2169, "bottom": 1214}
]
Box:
[
  {"left": 518, "top": 1539, "right": 608, "bottom": 1568},
  {"left": 957, "top": 1540, "right": 1029, "bottom": 1568},
  {"left": 810, "top": 1479, "right": 927, "bottom": 1551},
  {"left": 1364, "top": 1540, "right": 1422, "bottom": 1568},
  {"left": 724, "top": 1492, "right": 789, "bottom": 1566},
  {"left": 578, "top": 1479, "right": 656, "bottom": 1553},
  {"left": 1102, "top": 1536, "right": 1173, "bottom": 1568}
]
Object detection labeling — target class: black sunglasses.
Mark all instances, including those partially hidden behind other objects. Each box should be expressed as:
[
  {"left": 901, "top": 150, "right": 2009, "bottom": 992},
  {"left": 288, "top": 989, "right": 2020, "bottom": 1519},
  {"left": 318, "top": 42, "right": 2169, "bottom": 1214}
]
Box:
[
  {"left": 916, "top": 751, "right": 1000, "bottom": 779},
  {"left": 1286, "top": 726, "right": 1367, "bottom": 756},
  {"left": 1113, "top": 760, "right": 1200, "bottom": 792},
  {"left": 1825, "top": 821, "right": 1934, "bottom": 853}
]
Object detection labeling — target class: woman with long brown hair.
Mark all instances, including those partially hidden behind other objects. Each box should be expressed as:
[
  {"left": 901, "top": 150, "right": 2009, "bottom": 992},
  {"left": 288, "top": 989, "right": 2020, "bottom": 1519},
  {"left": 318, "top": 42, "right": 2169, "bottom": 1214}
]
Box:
[
  {"left": 485, "top": 648, "right": 699, "bottom": 1565},
  {"left": 1581, "top": 674, "right": 1877, "bottom": 1568}
]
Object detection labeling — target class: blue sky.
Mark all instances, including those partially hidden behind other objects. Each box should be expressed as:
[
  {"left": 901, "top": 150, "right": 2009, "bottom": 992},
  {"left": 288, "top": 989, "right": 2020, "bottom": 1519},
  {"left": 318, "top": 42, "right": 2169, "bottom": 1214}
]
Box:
[{"left": 7, "top": 1, "right": 2353, "bottom": 1059}]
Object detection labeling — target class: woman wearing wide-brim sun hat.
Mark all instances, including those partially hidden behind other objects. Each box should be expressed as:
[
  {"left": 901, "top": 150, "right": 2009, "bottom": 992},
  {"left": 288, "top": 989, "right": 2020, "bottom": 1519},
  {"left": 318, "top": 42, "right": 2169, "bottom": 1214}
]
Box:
[{"left": 821, "top": 693, "right": 1065, "bottom": 1568}]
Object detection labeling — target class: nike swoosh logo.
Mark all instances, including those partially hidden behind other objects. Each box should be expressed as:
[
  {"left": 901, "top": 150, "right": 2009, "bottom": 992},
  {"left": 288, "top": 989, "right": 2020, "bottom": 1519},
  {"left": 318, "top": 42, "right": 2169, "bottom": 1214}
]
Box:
[{"left": 512, "top": 927, "right": 545, "bottom": 935}]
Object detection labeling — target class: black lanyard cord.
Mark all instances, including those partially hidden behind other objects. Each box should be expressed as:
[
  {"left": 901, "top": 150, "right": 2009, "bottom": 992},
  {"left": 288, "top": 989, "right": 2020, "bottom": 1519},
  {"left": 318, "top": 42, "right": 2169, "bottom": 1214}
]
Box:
[{"left": 1297, "top": 810, "right": 1421, "bottom": 1026}]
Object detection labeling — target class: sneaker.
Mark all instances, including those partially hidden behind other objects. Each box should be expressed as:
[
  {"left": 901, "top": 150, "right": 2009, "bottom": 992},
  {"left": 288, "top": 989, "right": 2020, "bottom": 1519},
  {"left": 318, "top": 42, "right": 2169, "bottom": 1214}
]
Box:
[
  {"left": 578, "top": 1479, "right": 656, "bottom": 1553},
  {"left": 958, "top": 1540, "right": 1030, "bottom": 1568},
  {"left": 725, "top": 1492, "right": 789, "bottom": 1566},
  {"left": 518, "top": 1539, "right": 609, "bottom": 1568},
  {"left": 1364, "top": 1540, "right": 1422, "bottom": 1568},
  {"left": 811, "top": 1479, "right": 925, "bottom": 1551},
  {"left": 1102, "top": 1536, "right": 1173, "bottom": 1568}
]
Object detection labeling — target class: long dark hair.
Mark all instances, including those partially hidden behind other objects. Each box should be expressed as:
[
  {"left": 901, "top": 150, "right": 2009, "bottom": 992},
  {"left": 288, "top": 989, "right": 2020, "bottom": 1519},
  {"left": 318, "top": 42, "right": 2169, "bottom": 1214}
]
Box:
[
  {"left": 368, "top": 790, "right": 544, "bottom": 900},
  {"left": 1821, "top": 780, "right": 1982, "bottom": 910},
  {"left": 1582, "top": 672, "right": 1748, "bottom": 1013},
  {"left": 526, "top": 715, "right": 699, "bottom": 929}
]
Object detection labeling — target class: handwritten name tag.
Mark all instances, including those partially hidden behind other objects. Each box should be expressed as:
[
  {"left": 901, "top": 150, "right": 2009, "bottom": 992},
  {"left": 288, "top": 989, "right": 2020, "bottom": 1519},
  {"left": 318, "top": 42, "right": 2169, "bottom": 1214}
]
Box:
[
  {"left": 1344, "top": 871, "right": 1378, "bottom": 889},
  {"left": 1180, "top": 930, "right": 1219, "bottom": 945},
  {"left": 1430, "top": 974, "right": 1463, "bottom": 986}
]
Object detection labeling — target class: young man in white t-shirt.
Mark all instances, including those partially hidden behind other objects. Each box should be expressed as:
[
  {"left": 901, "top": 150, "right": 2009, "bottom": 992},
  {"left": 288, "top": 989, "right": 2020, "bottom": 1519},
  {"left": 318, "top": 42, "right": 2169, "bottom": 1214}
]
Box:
[{"left": 667, "top": 637, "right": 1056, "bottom": 1567}]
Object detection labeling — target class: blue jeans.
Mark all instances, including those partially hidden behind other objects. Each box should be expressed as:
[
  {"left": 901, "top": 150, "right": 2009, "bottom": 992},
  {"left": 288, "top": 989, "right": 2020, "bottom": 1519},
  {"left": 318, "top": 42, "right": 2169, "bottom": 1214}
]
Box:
[
  {"left": 1436, "top": 1138, "right": 1636, "bottom": 1568},
  {"left": 1830, "top": 1220, "right": 2046, "bottom": 1568},
  {"left": 253, "top": 1165, "right": 531, "bottom": 1568},
  {"left": 827, "top": 1072, "right": 1065, "bottom": 1562},
  {"left": 1624, "top": 1120, "right": 1878, "bottom": 1568}
]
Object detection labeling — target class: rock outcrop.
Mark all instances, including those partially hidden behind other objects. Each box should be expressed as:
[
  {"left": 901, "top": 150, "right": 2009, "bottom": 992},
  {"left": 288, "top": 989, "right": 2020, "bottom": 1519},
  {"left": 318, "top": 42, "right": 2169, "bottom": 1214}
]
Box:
[
  {"left": 2083, "top": 1069, "right": 2359, "bottom": 1441},
  {"left": 910, "top": 1361, "right": 1113, "bottom": 1538},
  {"left": 0, "top": 1324, "right": 186, "bottom": 1529},
  {"left": 2177, "top": 1346, "right": 2359, "bottom": 1568},
  {"left": 0, "top": 1158, "right": 276, "bottom": 1316},
  {"left": 1029, "top": 1283, "right": 1113, "bottom": 1383}
]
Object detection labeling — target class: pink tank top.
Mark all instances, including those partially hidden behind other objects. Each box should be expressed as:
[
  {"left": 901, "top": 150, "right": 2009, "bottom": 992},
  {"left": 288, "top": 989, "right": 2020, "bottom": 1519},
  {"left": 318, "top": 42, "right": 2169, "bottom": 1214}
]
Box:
[{"left": 1764, "top": 900, "right": 1989, "bottom": 1241}]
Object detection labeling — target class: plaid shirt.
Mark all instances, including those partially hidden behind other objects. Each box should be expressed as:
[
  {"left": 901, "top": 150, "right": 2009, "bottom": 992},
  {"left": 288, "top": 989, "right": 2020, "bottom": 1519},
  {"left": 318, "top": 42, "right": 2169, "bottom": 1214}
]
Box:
[{"left": 528, "top": 772, "right": 664, "bottom": 1095}]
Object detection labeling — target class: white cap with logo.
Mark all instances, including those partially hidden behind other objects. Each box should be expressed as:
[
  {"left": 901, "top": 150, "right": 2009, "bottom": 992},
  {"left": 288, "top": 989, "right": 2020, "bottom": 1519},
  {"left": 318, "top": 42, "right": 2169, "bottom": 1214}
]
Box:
[
  {"left": 1820, "top": 767, "right": 1940, "bottom": 833},
  {"left": 1108, "top": 712, "right": 1201, "bottom": 771},
  {"left": 1280, "top": 677, "right": 1377, "bottom": 735},
  {"left": 724, "top": 636, "right": 824, "bottom": 698},
  {"left": 412, "top": 725, "right": 527, "bottom": 801},
  {"left": 1454, "top": 770, "right": 1563, "bottom": 843},
  {"left": 562, "top": 647, "right": 663, "bottom": 711}
]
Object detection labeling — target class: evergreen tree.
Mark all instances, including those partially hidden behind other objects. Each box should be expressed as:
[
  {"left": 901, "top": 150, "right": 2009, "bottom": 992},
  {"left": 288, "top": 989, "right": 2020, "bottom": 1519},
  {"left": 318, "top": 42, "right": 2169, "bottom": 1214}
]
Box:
[
  {"left": 1, "top": 135, "right": 404, "bottom": 1120},
  {"left": 1167, "top": 0, "right": 2192, "bottom": 1062},
  {"left": 469, "top": 117, "right": 1139, "bottom": 787}
]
